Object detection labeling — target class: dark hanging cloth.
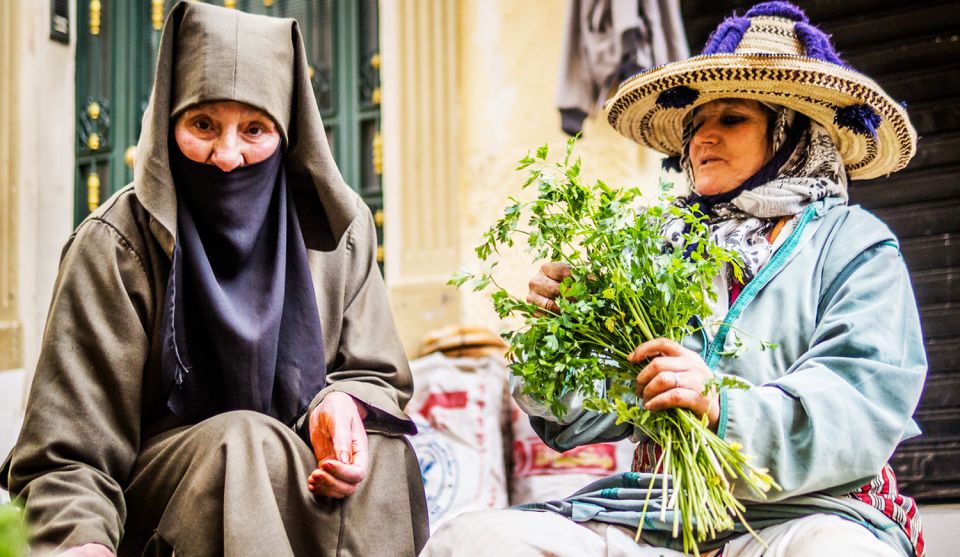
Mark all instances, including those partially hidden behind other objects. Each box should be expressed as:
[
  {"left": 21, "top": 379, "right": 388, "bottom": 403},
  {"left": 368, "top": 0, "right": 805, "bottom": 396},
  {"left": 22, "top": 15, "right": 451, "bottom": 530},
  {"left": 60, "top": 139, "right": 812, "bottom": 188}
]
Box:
[
  {"left": 556, "top": 0, "right": 689, "bottom": 136},
  {"left": 160, "top": 143, "right": 327, "bottom": 425}
]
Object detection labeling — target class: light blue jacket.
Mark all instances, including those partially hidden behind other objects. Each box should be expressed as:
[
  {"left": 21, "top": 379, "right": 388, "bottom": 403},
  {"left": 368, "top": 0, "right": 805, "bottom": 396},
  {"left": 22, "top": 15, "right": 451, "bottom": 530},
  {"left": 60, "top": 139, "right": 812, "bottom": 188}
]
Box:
[{"left": 513, "top": 201, "right": 926, "bottom": 553}]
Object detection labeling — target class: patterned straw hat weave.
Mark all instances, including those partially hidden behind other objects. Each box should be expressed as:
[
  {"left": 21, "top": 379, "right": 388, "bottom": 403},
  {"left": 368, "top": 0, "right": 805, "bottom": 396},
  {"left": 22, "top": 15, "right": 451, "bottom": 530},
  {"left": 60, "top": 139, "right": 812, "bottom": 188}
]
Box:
[{"left": 605, "top": 5, "right": 917, "bottom": 180}]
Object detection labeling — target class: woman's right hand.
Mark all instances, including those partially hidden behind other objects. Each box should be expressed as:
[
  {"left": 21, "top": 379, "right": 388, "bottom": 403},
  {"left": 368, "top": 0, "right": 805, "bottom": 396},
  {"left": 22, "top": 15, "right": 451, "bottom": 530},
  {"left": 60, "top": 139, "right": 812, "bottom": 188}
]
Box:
[
  {"left": 527, "top": 262, "right": 572, "bottom": 313},
  {"left": 307, "top": 391, "right": 369, "bottom": 499}
]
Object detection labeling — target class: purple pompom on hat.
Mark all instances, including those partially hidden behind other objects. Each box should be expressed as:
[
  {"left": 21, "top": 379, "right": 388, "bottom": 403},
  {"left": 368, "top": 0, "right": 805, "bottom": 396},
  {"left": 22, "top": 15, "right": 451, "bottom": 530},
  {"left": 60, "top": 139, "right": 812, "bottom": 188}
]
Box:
[
  {"left": 744, "top": 1, "right": 808, "bottom": 21},
  {"left": 604, "top": 0, "right": 916, "bottom": 180}
]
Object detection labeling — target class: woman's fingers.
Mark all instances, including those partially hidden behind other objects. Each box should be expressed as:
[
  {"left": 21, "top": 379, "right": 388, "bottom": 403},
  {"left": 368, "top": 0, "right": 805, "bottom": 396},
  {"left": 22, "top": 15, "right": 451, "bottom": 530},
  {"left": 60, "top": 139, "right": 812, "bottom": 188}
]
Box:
[
  {"left": 527, "top": 275, "right": 560, "bottom": 313},
  {"left": 311, "top": 391, "right": 367, "bottom": 464},
  {"left": 307, "top": 460, "right": 366, "bottom": 499},
  {"left": 630, "top": 339, "right": 721, "bottom": 429},
  {"left": 628, "top": 338, "right": 688, "bottom": 364},
  {"left": 635, "top": 355, "right": 689, "bottom": 389},
  {"left": 541, "top": 261, "right": 572, "bottom": 281},
  {"left": 321, "top": 459, "right": 366, "bottom": 484},
  {"left": 527, "top": 293, "right": 559, "bottom": 314},
  {"left": 643, "top": 386, "right": 711, "bottom": 417},
  {"left": 638, "top": 368, "right": 703, "bottom": 404},
  {"left": 527, "top": 271, "right": 561, "bottom": 299},
  {"left": 331, "top": 418, "right": 357, "bottom": 464},
  {"left": 350, "top": 413, "right": 370, "bottom": 474},
  {"left": 632, "top": 340, "right": 706, "bottom": 401},
  {"left": 643, "top": 382, "right": 720, "bottom": 430},
  {"left": 527, "top": 262, "right": 574, "bottom": 314},
  {"left": 309, "top": 410, "right": 336, "bottom": 464},
  {"left": 307, "top": 392, "right": 369, "bottom": 496},
  {"left": 307, "top": 460, "right": 362, "bottom": 499}
]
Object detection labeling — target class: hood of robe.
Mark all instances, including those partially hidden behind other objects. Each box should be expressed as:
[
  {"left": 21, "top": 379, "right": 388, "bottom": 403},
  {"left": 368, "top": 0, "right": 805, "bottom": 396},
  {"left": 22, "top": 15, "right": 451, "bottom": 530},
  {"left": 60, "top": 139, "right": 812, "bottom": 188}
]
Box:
[{"left": 134, "top": 0, "right": 358, "bottom": 256}]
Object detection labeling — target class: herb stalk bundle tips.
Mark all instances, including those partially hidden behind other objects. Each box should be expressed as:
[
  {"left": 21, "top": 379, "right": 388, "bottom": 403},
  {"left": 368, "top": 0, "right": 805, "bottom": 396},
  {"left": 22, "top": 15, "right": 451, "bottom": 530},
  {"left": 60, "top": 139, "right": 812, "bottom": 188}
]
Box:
[{"left": 449, "top": 138, "right": 780, "bottom": 555}]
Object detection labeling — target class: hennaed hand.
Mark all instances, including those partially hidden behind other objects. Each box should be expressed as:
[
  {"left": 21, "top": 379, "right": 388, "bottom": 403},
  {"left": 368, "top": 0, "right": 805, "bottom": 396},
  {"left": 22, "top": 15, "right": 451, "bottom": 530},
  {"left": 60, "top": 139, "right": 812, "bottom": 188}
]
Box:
[{"left": 307, "top": 391, "right": 369, "bottom": 499}]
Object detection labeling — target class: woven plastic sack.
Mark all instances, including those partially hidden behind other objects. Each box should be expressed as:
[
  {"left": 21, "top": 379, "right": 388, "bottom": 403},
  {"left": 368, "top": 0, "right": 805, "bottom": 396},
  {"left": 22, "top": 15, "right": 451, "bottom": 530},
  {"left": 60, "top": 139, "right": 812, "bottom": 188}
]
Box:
[
  {"left": 509, "top": 400, "right": 636, "bottom": 506},
  {"left": 408, "top": 352, "right": 510, "bottom": 531}
]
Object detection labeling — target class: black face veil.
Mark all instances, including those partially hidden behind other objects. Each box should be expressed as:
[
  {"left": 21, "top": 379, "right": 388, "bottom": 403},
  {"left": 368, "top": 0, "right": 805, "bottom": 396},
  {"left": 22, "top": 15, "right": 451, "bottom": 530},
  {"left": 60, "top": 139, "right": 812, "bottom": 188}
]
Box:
[{"left": 156, "top": 3, "right": 331, "bottom": 424}]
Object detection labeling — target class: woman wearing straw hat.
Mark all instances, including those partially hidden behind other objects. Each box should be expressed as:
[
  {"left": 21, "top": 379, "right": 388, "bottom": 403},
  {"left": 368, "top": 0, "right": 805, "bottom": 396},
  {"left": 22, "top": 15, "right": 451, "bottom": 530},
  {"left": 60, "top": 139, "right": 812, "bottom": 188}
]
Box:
[
  {"left": 1, "top": 3, "right": 427, "bottom": 556},
  {"left": 423, "top": 2, "right": 925, "bottom": 556}
]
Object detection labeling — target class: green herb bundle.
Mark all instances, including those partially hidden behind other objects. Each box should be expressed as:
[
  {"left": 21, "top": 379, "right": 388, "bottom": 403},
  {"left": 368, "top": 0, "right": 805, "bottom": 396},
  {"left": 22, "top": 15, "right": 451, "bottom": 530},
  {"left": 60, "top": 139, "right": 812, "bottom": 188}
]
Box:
[
  {"left": 450, "top": 138, "right": 779, "bottom": 555},
  {"left": 0, "top": 502, "right": 27, "bottom": 557}
]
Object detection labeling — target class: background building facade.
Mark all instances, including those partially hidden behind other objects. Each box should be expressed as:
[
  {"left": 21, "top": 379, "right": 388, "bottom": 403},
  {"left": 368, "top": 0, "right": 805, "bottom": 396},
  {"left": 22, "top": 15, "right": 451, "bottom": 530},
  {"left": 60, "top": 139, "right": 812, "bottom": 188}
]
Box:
[{"left": 1, "top": 0, "right": 956, "bottom": 552}]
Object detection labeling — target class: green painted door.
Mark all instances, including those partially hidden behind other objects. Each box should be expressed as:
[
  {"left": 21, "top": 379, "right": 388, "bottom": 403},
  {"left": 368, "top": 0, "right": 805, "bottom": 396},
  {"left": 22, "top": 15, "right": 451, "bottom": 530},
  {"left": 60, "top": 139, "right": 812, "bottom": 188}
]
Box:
[{"left": 75, "top": 0, "right": 384, "bottom": 265}]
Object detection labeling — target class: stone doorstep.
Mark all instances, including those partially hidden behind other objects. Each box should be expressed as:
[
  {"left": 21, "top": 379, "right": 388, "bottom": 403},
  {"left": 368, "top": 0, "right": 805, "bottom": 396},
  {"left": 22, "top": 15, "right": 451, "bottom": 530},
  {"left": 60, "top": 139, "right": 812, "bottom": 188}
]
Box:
[{"left": 919, "top": 505, "right": 960, "bottom": 557}]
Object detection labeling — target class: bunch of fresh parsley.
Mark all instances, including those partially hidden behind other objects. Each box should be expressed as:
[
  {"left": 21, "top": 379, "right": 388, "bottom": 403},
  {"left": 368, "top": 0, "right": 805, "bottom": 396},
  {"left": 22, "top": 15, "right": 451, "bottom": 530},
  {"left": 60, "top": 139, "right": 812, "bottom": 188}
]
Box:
[
  {"left": 450, "top": 138, "right": 778, "bottom": 555},
  {"left": 0, "top": 502, "right": 27, "bottom": 557}
]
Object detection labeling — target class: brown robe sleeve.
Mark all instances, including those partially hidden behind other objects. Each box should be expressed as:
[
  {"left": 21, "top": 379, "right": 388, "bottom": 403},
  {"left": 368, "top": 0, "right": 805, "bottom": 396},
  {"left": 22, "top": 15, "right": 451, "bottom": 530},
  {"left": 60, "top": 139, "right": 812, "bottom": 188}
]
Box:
[
  {"left": 294, "top": 203, "right": 417, "bottom": 440},
  {"left": 2, "top": 218, "right": 153, "bottom": 552}
]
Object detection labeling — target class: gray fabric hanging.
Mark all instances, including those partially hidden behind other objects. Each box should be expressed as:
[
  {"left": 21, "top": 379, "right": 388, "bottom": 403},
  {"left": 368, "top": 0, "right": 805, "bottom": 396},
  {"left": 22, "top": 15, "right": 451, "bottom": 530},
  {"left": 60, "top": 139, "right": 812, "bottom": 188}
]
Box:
[{"left": 556, "top": 0, "right": 689, "bottom": 135}]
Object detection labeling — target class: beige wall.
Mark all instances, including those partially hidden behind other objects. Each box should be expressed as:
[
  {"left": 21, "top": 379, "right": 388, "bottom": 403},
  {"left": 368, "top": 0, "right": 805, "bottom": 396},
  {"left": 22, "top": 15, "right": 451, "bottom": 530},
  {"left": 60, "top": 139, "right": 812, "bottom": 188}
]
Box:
[
  {"left": 0, "top": 0, "right": 76, "bottom": 458},
  {"left": 5, "top": 0, "right": 76, "bottom": 397},
  {"left": 383, "top": 0, "right": 663, "bottom": 356},
  {"left": 380, "top": 0, "right": 463, "bottom": 356}
]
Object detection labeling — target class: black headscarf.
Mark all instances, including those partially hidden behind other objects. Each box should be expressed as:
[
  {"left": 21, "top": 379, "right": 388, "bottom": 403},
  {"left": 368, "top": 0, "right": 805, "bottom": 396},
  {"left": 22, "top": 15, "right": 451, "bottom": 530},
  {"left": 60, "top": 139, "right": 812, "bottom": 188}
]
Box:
[{"left": 160, "top": 140, "right": 327, "bottom": 425}]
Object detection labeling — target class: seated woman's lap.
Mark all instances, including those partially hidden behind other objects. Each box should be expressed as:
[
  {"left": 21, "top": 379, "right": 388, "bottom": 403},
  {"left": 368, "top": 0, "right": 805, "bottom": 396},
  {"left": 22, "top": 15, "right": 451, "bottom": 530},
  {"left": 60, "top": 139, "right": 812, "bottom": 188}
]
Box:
[
  {"left": 118, "top": 410, "right": 427, "bottom": 557},
  {"left": 421, "top": 509, "right": 904, "bottom": 557},
  {"left": 420, "top": 509, "right": 687, "bottom": 557},
  {"left": 726, "top": 514, "right": 905, "bottom": 557},
  {"left": 119, "top": 410, "right": 321, "bottom": 555}
]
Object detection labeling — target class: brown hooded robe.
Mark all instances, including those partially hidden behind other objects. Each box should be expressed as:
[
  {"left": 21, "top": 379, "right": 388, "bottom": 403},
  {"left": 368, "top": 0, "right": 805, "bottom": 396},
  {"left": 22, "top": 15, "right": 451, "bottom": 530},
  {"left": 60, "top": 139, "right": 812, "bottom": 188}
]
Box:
[{"left": 1, "top": 3, "right": 428, "bottom": 556}]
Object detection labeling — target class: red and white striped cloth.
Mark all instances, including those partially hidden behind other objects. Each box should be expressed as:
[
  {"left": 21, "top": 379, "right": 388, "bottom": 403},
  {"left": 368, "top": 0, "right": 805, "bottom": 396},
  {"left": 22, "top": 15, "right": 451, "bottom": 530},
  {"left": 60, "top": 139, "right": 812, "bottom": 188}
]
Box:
[{"left": 845, "top": 463, "right": 924, "bottom": 557}]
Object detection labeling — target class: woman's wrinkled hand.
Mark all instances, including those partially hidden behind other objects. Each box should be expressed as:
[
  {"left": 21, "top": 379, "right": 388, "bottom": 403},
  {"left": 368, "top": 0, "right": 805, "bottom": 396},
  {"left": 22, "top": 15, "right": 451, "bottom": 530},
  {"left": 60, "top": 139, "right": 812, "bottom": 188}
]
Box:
[
  {"left": 307, "top": 391, "right": 369, "bottom": 499},
  {"left": 56, "top": 543, "right": 116, "bottom": 557},
  {"left": 527, "top": 262, "right": 572, "bottom": 314},
  {"left": 630, "top": 338, "right": 720, "bottom": 431}
]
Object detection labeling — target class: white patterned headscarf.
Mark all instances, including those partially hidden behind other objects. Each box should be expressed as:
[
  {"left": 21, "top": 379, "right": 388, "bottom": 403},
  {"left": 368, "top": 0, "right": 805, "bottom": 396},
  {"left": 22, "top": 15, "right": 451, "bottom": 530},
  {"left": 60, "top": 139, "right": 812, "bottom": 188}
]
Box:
[{"left": 664, "top": 103, "right": 848, "bottom": 281}]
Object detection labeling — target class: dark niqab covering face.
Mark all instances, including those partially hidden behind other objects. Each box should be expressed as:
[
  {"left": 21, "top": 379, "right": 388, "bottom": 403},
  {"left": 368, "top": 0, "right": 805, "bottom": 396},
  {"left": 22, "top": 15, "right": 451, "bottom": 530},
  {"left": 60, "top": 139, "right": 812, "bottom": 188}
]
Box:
[
  {"left": 161, "top": 142, "right": 326, "bottom": 425},
  {"left": 136, "top": 3, "right": 363, "bottom": 426}
]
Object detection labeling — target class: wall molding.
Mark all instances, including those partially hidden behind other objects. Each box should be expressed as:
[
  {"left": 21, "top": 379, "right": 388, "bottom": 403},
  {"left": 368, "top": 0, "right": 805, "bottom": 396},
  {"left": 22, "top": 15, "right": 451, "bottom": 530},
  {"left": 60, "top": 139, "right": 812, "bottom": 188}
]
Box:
[
  {"left": 381, "top": 0, "right": 461, "bottom": 354},
  {"left": 0, "top": 0, "right": 22, "bottom": 371}
]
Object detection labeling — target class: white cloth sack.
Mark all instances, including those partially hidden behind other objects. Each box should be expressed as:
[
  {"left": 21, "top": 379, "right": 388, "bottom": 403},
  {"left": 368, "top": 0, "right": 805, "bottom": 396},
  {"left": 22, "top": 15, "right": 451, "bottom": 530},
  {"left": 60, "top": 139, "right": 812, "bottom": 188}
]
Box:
[{"left": 407, "top": 352, "right": 511, "bottom": 531}]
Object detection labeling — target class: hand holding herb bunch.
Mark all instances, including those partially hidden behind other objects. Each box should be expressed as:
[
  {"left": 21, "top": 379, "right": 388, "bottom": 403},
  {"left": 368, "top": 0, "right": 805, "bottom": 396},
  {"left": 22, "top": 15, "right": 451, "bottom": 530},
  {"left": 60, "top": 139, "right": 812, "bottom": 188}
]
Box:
[
  {"left": 530, "top": 265, "right": 723, "bottom": 424},
  {"left": 450, "top": 138, "right": 780, "bottom": 555}
]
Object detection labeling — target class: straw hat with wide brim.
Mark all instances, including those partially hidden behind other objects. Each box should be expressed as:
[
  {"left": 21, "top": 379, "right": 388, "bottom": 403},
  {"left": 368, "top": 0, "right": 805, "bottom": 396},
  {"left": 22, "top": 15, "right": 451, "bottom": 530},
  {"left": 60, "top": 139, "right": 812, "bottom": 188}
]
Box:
[
  {"left": 605, "top": 1, "right": 916, "bottom": 180},
  {"left": 417, "top": 325, "right": 508, "bottom": 358}
]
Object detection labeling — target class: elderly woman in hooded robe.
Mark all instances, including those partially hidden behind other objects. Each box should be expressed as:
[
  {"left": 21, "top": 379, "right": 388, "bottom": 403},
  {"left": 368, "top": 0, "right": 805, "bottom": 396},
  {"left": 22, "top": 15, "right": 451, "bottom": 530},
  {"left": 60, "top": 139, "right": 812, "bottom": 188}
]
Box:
[
  {"left": 1, "top": 3, "right": 427, "bottom": 556},
  {"left": 422, "top": 2, "right": 926, "bottom": 556}
]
